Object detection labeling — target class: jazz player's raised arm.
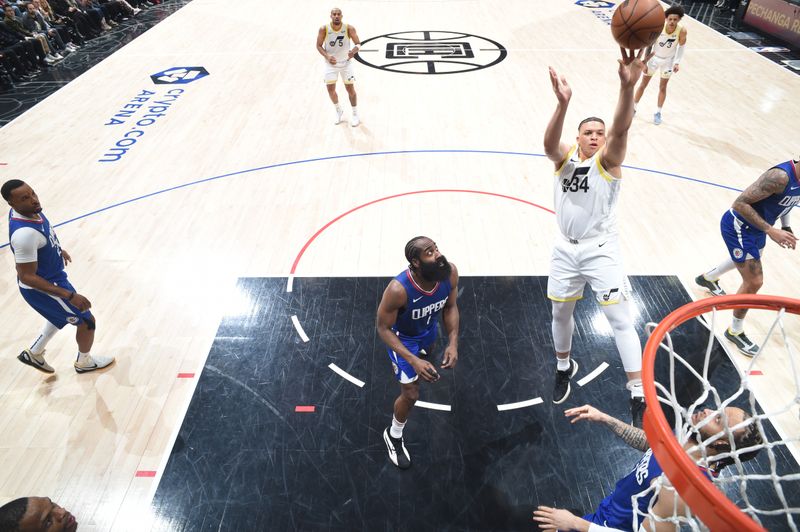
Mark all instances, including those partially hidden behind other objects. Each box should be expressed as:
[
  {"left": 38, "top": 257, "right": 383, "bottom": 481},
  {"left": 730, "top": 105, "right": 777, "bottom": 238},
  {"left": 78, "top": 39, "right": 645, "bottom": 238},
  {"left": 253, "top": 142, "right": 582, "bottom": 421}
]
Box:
[
  {"left": 543, "top": 67, "right": 573, "bottom": 169},
  {"left": 601, "top": 48, "right": 651, "bottom": 176}
]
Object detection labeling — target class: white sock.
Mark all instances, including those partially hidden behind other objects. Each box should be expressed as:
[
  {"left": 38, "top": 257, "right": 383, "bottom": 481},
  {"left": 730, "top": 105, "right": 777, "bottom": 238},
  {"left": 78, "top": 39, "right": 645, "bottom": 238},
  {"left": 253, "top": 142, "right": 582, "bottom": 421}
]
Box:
[
  {"left": 30, "top": 321, "right": 59, "bottom": 355},
  {"left": 334, "top": 103, "right": 342, "bottom": 113},
  {"left": 627, "top": 379, "right": 644, "bottom": 398},
  {"left": 76, "top": 350, "right": 91, "bottom": 362},
  {"left": 731, "top": 317, "right": 745, "bottom": 334},
  {"left": 351, "top": 106, "right": 358, "bottom": 116},
  {"left": 657, "top": 107, "right": 663, "bottom": 113},
  {"left": 390, "top": 415, "right": 405, "bottom": 438},
  {"left": 556, "top": 357, "right": 571, "bottom": 371},
  {"left": 704, "top": 257, "right": 736, "bottom": 281}
]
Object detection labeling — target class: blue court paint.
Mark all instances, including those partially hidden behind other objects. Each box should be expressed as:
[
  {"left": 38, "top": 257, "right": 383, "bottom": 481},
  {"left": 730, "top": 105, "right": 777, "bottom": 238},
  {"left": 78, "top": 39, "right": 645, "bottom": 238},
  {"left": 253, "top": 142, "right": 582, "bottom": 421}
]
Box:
[{"left": 0, "top": 149, "right": 743, "bottom": 249}]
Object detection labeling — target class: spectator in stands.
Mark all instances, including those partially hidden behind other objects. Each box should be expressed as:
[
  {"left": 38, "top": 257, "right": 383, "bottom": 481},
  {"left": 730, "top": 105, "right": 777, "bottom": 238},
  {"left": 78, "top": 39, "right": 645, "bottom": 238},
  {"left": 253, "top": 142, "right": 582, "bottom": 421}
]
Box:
[{"left": 3, "top": 4, "right": 58, "bottom": 63}]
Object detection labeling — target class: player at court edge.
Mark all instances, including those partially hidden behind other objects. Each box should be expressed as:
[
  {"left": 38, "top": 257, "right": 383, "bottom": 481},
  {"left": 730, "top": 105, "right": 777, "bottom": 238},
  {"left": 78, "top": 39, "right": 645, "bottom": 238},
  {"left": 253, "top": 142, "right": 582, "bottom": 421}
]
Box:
[
  {"left": 376, "top": 236, "right": 460, "bottom": 469},
  {"left": 542, "top": 47, "right": 653, "bottom": 427}
]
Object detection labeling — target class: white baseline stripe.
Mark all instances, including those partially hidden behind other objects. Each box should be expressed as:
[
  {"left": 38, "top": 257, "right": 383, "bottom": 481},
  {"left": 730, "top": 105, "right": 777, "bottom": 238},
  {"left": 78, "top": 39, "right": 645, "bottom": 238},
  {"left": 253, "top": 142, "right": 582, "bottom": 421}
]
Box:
[
  {"left": 286, "top": 275, "right": 294, "bottom": 293},
  {"left": 291, "top": 315, "right": 309, "bottom": 342},
  {"left": 416, "top": 400, "right": 451, "bottom": 412},
  {"left": 496, "top": 397, "right": 544, "bottom": 411},
  {"left": 328, "top": 363, "right": 365, "bottom": 387},
  {"left": 577, "top": 362, "right": 609, "bottom": 387}
]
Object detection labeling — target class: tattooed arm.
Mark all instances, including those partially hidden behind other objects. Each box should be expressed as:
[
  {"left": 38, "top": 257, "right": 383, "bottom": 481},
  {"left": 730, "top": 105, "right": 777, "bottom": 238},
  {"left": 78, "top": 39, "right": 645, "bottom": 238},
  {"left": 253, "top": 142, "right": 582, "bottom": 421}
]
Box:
[
  {"left": 565, "top": 404, "right": 649, "bottom": 451},
  {"left": 733, "top": 168, "right": 797, "bottom": 249}
]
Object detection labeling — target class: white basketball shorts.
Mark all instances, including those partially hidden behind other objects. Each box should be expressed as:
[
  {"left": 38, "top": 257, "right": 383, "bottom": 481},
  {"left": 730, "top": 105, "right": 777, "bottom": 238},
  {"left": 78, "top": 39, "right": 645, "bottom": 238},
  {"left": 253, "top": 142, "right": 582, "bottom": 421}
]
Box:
[
  {"left": 547, "top": 233, "right": 631, "bottom": 304},
  {"left": 324, "top": 60, "right": 356, "bottom": 85},
  {"left": 646, "top": 56, "right": 675, "bottom": 79}
]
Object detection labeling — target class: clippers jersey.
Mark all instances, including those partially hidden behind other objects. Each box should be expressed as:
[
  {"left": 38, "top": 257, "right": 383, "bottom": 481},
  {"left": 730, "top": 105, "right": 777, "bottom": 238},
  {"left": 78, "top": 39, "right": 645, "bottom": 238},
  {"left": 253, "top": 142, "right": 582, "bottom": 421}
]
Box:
[
  {"left": 392, "top": 269, "right": 451, "bottom": 339},
  {"left": 323, "top": 23, "right": 350, "bottom": 64},
  {"left": 554, "top": 146, "right": 621, "bottom": 240},
  {"left": 654, "top": 24, "right": 683, "bottom": 60},
  {"left": 8, "top": 210, "right": 66, "bottom": 284},
  {"left": 593, "top": 449, "right": 663, "bottom": 530},
  {"left": 735, "top": 160, "right": 800, "bottom": 228}
]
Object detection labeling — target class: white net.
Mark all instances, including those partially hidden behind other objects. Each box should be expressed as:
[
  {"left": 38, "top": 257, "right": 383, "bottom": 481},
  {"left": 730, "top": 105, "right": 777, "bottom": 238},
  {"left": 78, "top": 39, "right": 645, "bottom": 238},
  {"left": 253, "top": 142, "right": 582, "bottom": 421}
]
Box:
[{"left": 633, "top": 301, "right": 800, "bottom": 531}]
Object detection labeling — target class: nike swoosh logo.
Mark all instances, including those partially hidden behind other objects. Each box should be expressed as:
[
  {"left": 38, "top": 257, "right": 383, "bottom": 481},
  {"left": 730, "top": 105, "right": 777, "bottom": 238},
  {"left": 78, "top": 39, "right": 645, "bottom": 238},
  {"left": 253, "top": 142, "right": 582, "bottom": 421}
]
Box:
[
  {"left": 791, "top": 186, "right": 800, "bottom": 190},
  {"left": 413, "top": 296, "right": 423, "bottom": 303},
  {"left": 598, "top": 242, "right": 607, "bottom": 247}
]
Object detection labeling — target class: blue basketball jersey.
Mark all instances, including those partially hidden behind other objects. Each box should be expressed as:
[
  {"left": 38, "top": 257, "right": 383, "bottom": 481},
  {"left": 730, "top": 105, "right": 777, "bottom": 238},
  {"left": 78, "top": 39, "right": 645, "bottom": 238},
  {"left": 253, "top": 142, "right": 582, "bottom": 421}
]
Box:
[
  {"left": 735, "top": 160, "right": 800, "bottom": 227},
  {"left": 8, "top": 210, "right": 67, "bottom": 283},
  {"left": 592, "top": 449, "right": 663, "bottom": 530},
  {"left": 392, "top": 269, "right": 451, "bottom": 339}
]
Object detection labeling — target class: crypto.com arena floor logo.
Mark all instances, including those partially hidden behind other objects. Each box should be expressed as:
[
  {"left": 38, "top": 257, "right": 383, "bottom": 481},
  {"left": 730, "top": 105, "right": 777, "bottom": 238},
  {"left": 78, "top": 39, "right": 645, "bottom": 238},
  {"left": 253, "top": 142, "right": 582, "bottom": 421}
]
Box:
[
  {"left": 150, "top": 66, "right": 210, "bottom": 85},
  {"left": 355, "top": 31, "right": 507, "bottom": 74}
]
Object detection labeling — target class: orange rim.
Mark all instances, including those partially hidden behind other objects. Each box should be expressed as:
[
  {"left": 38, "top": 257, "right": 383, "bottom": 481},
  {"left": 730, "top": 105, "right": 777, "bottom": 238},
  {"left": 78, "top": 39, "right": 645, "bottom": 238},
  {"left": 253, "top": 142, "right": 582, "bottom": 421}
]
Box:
[{"left": 642, "top": 294, "right": 800, "bottom": 531}]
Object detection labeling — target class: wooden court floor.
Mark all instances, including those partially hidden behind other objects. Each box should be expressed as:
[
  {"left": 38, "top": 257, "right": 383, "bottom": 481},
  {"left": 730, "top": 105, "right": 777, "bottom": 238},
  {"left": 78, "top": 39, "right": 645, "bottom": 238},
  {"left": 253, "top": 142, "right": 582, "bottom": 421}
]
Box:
[{"left": 0, "top": 0, "right": 797, "bottom": 529}]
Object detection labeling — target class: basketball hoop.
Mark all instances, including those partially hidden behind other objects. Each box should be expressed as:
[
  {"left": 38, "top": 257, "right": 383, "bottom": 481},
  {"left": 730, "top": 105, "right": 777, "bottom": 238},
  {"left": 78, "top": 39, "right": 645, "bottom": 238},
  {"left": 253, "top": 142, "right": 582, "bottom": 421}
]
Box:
[{"left": 640, "top": 294, "right": 800, "bottom": 531}]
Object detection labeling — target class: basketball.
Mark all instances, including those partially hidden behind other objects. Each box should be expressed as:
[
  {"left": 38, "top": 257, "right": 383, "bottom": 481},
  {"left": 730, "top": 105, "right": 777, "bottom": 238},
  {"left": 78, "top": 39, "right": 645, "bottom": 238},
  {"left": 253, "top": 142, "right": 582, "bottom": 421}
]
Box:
[{"left": 611, "top": 0, "right": 666, "bottom": 50}]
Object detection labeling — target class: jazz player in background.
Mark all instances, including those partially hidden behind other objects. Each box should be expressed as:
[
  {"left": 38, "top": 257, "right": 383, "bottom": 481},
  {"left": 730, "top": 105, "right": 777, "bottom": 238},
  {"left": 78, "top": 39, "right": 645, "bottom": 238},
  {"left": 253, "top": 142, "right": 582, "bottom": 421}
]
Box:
[
  {"left": 633, "top": 5, "right": 687, "bottom": 125},
  {"left": 543, "top": 49, "right": 653, "bottom": 427},
  {"left": 2, "top": 179, "right": 114, "bottom": 374},
  {"left": 696, "top": 158, "right": 799, "bottom": 356},
  {"left": 376, "top": 236, "right": 460, "bottom": 469},
  {"left": 315, "top": 6, "right": 361, "bottom": 126}
]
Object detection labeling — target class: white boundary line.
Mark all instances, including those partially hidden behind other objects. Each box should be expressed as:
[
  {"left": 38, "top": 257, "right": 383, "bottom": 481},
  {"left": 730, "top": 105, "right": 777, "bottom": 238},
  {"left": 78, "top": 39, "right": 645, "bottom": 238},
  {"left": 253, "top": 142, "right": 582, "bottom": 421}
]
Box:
[
  {"left": 291, "top": 315, "right": 309, "bottom": 342},
  {"left": 416, "top": 400, "right": 451, "bottom": 411},
  {"left": 328, "top": 363, "right": 365, "bottom": 387},
  {"left": 286, "top": 275, "right": 294, "bottom": 293},
  {"left": 496, "top": 397, "right": 544, "bottom": 411},
  {"left": 577, "top": 362, "right": 609, "bottom": 387}
]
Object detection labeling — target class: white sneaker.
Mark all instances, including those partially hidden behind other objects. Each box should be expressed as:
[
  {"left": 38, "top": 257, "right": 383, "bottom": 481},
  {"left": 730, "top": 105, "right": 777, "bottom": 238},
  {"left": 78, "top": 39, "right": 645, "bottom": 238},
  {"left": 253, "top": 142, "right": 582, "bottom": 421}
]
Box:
[
  {"left": 54, "top": 53, "right": 64, "bottom": 60},
  {"left": 44, "top": 55, "right": 56, "bottom": 64},
  {"left": 133, "top": 7, "right": 141, "bottom": 14},
  {"left": 334, "top": 108, "right": 343, "bottom": 125},
  {"left": 18, "top": 348, "right": 55, "bottom": 374},
  {"left": 74, "top": 353, "right": 115, "bottom": 373},
  {"left": 350, "top": 114, "right": 360, "bottom": 127}
]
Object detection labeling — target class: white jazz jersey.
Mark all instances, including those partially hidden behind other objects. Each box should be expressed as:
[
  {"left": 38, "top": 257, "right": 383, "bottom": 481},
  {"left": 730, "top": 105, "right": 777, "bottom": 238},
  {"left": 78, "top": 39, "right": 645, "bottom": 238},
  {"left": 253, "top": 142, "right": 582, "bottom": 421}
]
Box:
[
  {"left": 323, "top": 23, "right": 351, "bottom": 64},
  {"left": 653, "top": 23, "right": 683, "bottom": 60},
  {"left": 554, "top": 146, "right": 621, "bottom": 240}
]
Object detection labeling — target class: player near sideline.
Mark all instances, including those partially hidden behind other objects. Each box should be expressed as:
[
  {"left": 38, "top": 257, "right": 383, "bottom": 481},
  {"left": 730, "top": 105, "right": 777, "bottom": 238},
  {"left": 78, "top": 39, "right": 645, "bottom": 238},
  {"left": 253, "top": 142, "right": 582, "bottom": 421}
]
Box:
[
  {"left": 376, "top": 236, "right": 460, "bottom": 469},
  {"left": 633, "top": 5, "right": 687, "bottom": 125},
  {"left": 543, "top": 48, "right": 653, "bottom": 426},
  {"left": 316, "top": 6, "right": 361, "bottom": 127},
  {"left": 696, "top": 158, "right": 798, "bottom": 356},
  {"left": 2, "top": 179, "right": 114, "bottom": 373}
]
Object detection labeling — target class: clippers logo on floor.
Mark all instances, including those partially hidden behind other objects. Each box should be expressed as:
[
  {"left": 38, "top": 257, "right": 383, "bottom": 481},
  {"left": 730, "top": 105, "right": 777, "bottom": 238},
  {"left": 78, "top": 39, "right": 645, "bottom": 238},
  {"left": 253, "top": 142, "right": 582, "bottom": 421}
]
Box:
[{"left": 355, "top": 31, "right": 506, "bottom": 75}]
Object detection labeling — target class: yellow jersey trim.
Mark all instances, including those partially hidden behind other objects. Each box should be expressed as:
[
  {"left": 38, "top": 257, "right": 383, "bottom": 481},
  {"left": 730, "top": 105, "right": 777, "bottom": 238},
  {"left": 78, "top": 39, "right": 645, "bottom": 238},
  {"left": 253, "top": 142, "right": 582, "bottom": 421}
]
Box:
[
  {"left": 555, "top": 145, "right": 577, "bottom": 175},
  {"left": 548, "top": 294, "right": 584, "bottom": 303},
  {"left": 596, "top": 154, "right": 617, "bottom": 183}
]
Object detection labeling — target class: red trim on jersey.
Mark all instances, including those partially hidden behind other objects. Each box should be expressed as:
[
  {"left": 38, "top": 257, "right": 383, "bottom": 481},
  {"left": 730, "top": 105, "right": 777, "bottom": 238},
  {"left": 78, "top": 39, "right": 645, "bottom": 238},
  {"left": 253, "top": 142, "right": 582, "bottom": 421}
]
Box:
[
  {"left": 9, "top": 216, "right": 43, "bottom": 224},
  {"left": 406, "top": 269, "right": 438, "bottom": 295}
]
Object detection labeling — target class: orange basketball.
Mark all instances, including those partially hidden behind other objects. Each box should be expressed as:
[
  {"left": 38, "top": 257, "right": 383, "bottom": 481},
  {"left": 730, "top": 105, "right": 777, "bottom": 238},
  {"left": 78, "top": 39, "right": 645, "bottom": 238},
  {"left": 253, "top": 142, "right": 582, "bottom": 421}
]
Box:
[{"left": 611, "top": 0, "right": 665, "bottom": 50}]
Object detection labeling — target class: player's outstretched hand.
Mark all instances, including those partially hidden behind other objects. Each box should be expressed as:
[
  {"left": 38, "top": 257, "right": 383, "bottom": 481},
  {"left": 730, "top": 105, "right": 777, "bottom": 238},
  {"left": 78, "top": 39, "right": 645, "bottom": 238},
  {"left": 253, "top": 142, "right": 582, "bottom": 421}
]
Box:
[
  {"left": 413, "top": 358, "right": 441, "bottom": 383},
  {"left": 532, "top": 506, "right": 584, "bottom": 531},
  {"left": 441, "top": 345, "right": 458, "bottom": 369},
  {"left": 548, "top": 66, "right": 571, "bottom": 105},
  {"left": 617, "top": 47, "right": 654, "bottom": 88},
  {"left": 768, "top": 227, "right": 797, "bottom": 250},
  {"left": 565, "top": 404, "right": 608, "bottom": 424}
]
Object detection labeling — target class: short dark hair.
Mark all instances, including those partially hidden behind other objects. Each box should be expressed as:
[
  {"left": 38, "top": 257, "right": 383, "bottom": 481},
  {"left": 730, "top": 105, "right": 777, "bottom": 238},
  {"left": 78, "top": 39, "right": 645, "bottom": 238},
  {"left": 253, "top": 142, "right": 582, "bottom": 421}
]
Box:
[
  {"left": 1, "top": 179, "right": 25, "bottom": 201},
  {"left": 0, "top": 497, "right": 28, "bottom": 532},
  {"left": 404, "top": 236, "right": 429, "bottom": 266},
  {"left": 713, "top": 414, "right": 764, "bottom": 470},
  {"left": 578, "top": 117, "right": 605, "bottom": 131},
  {"left": 665, "top": 5, "right": 685, "bottom": 18}
]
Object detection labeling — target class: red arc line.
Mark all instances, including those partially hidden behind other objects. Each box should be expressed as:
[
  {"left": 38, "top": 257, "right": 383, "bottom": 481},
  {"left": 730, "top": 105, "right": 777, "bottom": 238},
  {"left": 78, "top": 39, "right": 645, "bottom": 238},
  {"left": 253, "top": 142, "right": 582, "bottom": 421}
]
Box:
[{"left": 290, "top": 189, "right": 553, "bottom": 274}]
